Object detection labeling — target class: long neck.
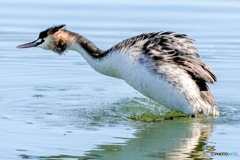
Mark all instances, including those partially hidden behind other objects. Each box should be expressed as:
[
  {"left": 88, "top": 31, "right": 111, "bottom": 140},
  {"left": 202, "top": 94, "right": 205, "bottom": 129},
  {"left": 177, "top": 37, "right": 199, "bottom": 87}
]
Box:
[
  {"left": 67, "top": 31, "right": 105, "bottom": 58},
  {"left": 67, "top": 31, "right": 120, "bottom": 78}
]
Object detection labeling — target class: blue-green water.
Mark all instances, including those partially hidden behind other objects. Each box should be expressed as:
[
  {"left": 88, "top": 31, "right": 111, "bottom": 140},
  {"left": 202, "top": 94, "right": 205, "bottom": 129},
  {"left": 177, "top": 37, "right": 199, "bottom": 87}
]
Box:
[{"left": 1, "top": 0, "right": 240, "bottom": 159}]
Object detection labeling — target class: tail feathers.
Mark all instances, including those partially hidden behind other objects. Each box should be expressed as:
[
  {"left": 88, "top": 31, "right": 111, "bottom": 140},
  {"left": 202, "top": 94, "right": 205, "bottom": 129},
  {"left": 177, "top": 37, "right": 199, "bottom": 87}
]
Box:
[
  {"left": 196, "top": 82, "right": 219, "bottom": 116},
  {"left": 209, "top": 106, "right": 220, "bottom": 116}
]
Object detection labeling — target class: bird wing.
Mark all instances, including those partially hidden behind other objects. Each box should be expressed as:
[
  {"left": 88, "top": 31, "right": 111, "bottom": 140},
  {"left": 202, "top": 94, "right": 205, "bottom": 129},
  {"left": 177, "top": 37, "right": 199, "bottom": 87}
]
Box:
[
  {"left": 106, "top": 31, "right": 217, "bottom": 84},
  {"left": 141, "top": 32, "right": 217, "bottom": 84}
]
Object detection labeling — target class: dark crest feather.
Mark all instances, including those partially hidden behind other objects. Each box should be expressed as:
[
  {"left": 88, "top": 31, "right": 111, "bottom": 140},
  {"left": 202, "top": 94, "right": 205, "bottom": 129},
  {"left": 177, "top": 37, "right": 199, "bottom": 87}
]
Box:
[{"left": 38, "top": 24, "right": 66, "bottom": 39}]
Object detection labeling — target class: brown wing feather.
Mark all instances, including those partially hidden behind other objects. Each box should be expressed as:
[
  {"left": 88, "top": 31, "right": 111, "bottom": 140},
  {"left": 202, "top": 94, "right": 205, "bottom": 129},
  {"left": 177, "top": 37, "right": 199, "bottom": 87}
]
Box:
[
  {"left": 106, "top": 31, "right": 217, "bottom": 84},
  {"left": 141, "top": 32, "right": 218, "bottom": 110},
  {"left": 142, "top": 32, "right": 217, "bottom": 84}
]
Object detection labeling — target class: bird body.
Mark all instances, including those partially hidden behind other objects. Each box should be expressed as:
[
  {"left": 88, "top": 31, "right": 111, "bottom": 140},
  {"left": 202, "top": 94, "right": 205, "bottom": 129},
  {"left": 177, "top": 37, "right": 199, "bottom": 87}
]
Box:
[
  {"left": 17, "top": 25, "right": 219, "bottom": 116},
  {"left": 71, "top": 43, "right": 192, "bottom": 113}
]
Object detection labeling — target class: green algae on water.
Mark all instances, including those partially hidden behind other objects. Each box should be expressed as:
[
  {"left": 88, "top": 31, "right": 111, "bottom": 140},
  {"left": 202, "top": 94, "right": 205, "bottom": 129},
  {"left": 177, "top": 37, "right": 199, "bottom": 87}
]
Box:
[{"left": 129, "top": 111, "right": 191, "bottom": 122}]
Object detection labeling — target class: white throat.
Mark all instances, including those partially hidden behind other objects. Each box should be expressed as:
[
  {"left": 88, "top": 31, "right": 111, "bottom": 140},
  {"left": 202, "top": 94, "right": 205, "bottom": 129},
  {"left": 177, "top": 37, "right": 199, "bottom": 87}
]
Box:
[{"left": 69, "top": 42, "right": 121, "bottom": 79}]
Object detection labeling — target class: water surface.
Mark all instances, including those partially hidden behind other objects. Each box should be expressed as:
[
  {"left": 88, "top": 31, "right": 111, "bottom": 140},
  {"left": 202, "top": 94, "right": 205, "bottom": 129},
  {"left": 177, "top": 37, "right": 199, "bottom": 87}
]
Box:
[{"left": 1, "top": 0, "right": 240, "bottom": 159}]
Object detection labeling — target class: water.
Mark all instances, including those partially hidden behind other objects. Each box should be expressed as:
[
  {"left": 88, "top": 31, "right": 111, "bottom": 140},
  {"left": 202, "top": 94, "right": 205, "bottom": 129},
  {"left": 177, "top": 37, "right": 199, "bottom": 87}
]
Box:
[{"left": 1, "top": 0, "right": 240, "bottom": 159}]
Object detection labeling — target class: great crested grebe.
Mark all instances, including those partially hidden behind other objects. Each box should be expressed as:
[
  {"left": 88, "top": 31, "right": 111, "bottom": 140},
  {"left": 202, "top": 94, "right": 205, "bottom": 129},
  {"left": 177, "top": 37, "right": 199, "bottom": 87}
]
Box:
[{"left": 16, "top": 24, "right": 219, "bottom": 116}]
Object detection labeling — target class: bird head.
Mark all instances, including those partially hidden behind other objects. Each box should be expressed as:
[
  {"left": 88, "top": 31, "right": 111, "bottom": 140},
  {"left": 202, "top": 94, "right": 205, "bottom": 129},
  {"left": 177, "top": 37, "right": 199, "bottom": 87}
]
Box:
[{"left": 16, "top": 24, "right": 69, "bottom": 54}]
